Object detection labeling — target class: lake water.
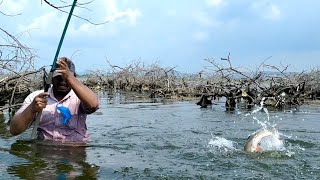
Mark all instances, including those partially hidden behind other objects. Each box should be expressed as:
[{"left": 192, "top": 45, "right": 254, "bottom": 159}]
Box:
[{"left": 0, "top": 91, "right": 319, "bottom": 179}]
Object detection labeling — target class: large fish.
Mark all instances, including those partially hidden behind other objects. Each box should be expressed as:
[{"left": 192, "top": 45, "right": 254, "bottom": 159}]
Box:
[{"left": 244, "top": 129, "right": 274, "bottom": 153}]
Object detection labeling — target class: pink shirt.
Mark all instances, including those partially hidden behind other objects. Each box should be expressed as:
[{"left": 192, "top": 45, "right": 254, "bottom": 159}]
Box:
[{"left": 16, "top": 86, "right": 98, "bottom": 142}]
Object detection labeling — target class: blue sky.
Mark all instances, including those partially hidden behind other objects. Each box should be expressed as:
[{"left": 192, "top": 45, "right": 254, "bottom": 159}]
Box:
[{"left": 1, "top": 0, "right": 319, "bottom": 74}]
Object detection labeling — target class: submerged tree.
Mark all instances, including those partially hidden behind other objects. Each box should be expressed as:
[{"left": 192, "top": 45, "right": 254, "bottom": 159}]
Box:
[{"left": 200, "top": 53, "right": 317, "bottom": 110}]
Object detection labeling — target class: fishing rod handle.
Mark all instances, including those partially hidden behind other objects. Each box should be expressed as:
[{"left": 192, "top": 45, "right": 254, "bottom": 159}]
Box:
[
  {"left": 44, "top": 83, "right": 50, "bottom": 92},
  {"left": 31, "top": 112, "right": 42, "bottom": 139}
]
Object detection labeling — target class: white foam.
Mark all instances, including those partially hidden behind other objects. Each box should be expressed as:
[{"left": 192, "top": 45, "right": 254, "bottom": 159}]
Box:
[
  {"left": 258, "top": 131, "right": 285, "bottom": 151},
  {"left": 208, "top": 136, "right": 236, "bottom": 153}
]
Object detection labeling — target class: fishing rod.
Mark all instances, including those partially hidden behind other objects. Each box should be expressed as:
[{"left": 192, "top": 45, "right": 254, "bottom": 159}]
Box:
[{"left": 31, "top": 0, "right": 77, "bottom": 139}]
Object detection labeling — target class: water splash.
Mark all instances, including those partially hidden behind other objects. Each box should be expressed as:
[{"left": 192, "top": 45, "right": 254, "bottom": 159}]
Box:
[
  {"left": 258, "top": 129, "right": 285, "bottom": 152},
  {"left": 245, "top": 97, "right": 269, "bottom": 119},
  {"left": 244, "top": 98, "right": 289, "bottom": 154},
  {"left": 208, "top": 135, "right": 236, "bottom": 153},
  {"left": 244, "top": 97, "right": 278, "bottom": 130}
]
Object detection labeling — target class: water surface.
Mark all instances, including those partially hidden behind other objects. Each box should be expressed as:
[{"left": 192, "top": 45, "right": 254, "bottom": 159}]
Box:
[{"left": 0, "top": 92, "right": 319, "bottom": 179}]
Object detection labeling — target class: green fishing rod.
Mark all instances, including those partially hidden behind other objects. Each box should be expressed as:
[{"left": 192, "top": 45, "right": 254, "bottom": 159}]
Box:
[{"left": 31, "top": 0, "right": 77, "bottom": 139}]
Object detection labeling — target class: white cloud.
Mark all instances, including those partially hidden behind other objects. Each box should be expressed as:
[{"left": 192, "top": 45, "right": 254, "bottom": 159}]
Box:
[
  {"left": 18, "top": 11, "right": 64, "bottom": 37},
  {"left": 192, "top": 12, "right": 222, "bottom": 28},
  {"left": 1, "top": 0, "right": 28, "bottom": 14},
  {"left": 105, "top": 9, "right": 141, "bottom": 26},
  {"left": 102, "top": 0, "right": 119, "bottom": 15},
  {"left": 69, "top": 22, "right": 117, "bottom": 38},
  {"left": 17, "top": 0, "right": 141, "bottom": 39},
  {"left": 192, "top": 31, "right": 209, "bottom": 42},
  {"left": 251, "top": 1, "right": 281, "bottom": 21},
  {"left": 70, "top": 0, "right": 141, "bottom": 37},
  {"left": 205, "top": 0, "right": 227, "bottom": 8},
  {"left": 102, "top": 0, "right": 141, "bottom": 26}
]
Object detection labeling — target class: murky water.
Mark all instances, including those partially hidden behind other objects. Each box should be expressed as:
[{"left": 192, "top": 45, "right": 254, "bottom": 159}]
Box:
[{"left": 0, "top": 91, "right": 320, "bottom": 179}]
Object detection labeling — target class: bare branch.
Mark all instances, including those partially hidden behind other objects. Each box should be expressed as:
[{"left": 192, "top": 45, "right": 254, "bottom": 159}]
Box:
[
  {"left": 42, "top": 0, "right": 109, "bottom": 25},
  {"left": 221, "top": 52, "right": 232, "bottom": 67},
  {"left": 0, "top": 0, "right": 22, "bottom": 16},
  {"left": 0, "top": 10, "right": 21, "bottom": 16}
]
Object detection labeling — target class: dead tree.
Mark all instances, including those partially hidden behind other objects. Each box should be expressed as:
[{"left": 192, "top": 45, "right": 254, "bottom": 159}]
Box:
[
  {"left": 202, "top": 53, "right": 317, "bottom": 110},
  {"left": 196, "top": 94, "right": 212, "bottom": 108}
]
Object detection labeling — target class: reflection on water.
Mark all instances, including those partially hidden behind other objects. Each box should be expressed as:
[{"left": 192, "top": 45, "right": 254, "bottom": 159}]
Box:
[
  {"left": 0, "top": 110, "right": 100, "bottom": 179},
  {"left": 0, "top": 92, "right": 320, "bottom": 179},
  {"left": 7, "top": 140, "right": 99, "bottom": 179},
  {"left": 0, "top": 113, "right": 11, "bottom": 139}
]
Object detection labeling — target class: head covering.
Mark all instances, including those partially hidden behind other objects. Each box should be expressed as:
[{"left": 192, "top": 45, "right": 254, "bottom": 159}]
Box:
[{"left": 52, "top": 57, "right": 76, "bottom": 77}]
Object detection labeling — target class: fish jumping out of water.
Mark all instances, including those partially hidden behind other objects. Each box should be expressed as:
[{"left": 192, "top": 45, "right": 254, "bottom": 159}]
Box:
[{"left": 244, "top": 129, "right": 275, "bottom": 153}]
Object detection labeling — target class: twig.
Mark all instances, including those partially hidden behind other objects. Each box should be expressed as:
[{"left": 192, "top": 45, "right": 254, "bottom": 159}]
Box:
[{"left": 42, "top": 0, "right": 108, "bottom": 25}]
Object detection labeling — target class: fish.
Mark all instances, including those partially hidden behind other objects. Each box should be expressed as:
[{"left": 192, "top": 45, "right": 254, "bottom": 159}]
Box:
[{"left": 244, "top": 129, "right": 274, "bottom": 153}]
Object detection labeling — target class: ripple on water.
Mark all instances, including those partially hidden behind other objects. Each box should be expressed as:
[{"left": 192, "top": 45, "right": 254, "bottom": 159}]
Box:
[
  {"left": 2, "top": 96, "right": 320, "bottom": 179},
  {"left": 286, "top": 139, "right": 316, "bottom": 148}
]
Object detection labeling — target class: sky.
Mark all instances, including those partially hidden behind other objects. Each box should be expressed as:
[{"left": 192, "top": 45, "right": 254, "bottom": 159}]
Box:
[{"left": 1, "top": 0, "right": 319, "bottom": 74}]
